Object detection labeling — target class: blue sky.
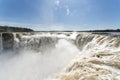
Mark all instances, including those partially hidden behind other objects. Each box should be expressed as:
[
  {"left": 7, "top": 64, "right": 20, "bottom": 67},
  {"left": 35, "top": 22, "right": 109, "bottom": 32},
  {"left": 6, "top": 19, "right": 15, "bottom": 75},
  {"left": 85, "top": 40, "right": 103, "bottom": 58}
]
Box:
[{"left": 0, "top": 0, "right": 120, "bottom": 30}]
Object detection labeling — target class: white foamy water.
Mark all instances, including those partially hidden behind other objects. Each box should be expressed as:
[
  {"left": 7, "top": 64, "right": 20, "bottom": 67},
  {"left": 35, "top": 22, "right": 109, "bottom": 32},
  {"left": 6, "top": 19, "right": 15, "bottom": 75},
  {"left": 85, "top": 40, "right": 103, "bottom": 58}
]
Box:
[
  {"left": 0, "top": 34, "right": 79, "bottom": 80},
  {"left": 0, "top": 32, "right": 120, "bottom": 80},
  {"left": 58, "top": 33, "right": 120, "bottom": 80}
]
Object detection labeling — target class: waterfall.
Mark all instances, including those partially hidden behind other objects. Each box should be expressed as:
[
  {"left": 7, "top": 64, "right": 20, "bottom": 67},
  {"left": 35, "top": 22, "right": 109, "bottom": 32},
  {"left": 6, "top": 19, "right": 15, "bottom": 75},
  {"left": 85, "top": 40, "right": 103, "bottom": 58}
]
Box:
[
  {"left": 58, "top": 33, "right": 120, "bottom": 80},
  {"left": 0, "top": 32, "right": 120, "bottom": 80},
  {"left": 0, "top": 34, "right": 3, "bottom": 51},
  {"left": 0, "top": 32, "right": 79, "bottom": 80}
]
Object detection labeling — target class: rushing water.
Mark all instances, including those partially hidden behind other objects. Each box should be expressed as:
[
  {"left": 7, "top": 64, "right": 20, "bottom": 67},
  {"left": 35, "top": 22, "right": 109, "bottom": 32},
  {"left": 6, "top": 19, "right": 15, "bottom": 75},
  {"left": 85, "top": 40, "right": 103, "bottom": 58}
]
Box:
[
  {"left": 0, "top": 32, "right": 120, "bottom": 80},
  {"left": 0, "top": 32, "right": 79, "bottom": 80},
  {"left": 59, "top": 33, "right": 120, "bottom": 80}
]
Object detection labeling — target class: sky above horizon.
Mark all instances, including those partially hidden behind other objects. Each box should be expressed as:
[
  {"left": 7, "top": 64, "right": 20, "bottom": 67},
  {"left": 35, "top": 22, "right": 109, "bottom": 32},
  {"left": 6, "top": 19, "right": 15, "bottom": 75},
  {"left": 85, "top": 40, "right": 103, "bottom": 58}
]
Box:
[{"left": 0, "top": 0, "right": 120, "bottom": 30}]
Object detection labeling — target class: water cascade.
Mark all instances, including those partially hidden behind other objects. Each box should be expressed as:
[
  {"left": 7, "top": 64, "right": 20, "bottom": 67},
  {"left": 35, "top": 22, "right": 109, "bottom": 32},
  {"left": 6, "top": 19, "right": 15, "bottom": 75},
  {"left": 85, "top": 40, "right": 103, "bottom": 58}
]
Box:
[
  {"left": 58, "top": 33, "right": 120, "bottom": 80},
  {"left": 0, "top": 32, "right": 120, "bottom": 80}
]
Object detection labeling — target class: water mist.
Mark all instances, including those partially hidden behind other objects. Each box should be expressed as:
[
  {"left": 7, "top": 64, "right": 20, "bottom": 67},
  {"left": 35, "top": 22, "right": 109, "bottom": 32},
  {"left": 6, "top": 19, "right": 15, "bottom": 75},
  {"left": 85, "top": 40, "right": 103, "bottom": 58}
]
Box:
[{"left": 0, "top": 38, "right": 79, "bottom": 80}]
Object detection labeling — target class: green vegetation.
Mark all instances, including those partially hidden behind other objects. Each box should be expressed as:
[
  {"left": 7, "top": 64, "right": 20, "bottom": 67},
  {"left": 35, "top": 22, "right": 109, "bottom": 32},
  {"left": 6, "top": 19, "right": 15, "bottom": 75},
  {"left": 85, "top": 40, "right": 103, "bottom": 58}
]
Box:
[
  {"left": 85, "top": 29, "right": 120, "bottom": 32},
  {"left": 0, "top": 26, "right": 34, "bottom": 32}
]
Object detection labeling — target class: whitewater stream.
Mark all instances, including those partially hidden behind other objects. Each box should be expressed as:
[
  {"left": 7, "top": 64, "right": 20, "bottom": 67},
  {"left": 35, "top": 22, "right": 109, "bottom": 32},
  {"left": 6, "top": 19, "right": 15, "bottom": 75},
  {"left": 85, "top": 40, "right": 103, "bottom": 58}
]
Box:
[{"left": 0, "top": 32, "right": 120, "bottom": 80}]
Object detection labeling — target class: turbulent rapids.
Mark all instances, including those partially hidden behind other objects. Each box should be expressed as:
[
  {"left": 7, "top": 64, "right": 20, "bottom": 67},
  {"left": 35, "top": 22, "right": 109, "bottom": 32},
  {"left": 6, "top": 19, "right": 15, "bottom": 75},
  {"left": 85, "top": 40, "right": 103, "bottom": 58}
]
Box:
[{"left": 0, "top": 32, "right": 120, "bottom": 80}]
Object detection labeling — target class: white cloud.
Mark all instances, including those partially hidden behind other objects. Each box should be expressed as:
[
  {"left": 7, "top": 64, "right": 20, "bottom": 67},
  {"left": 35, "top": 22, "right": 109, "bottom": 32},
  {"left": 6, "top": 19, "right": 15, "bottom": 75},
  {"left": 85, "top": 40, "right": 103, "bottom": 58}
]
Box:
[
  {"left": 65, "top": 6, "right": 70, "bottom": 16},
  {"left": 66, "top": 7, "right": 70, "bottom": 15},
  {"left": 54, "top": 0, "right": 60, "bottom": 7}
]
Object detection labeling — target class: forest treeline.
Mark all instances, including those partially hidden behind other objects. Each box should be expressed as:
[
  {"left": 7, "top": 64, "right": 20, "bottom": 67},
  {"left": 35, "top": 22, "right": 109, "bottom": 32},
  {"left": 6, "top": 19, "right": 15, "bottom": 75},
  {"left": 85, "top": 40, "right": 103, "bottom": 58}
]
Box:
[
  {"left": 0, "top": 26, "right": 34, "bottom": 32},
  {"left": 85, "top": 29, "right": 120, "bottom": 32},
  {"left": 0, "top": 25, "right": 120, "bottom": 32}
]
